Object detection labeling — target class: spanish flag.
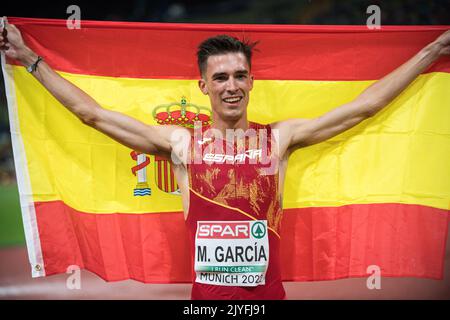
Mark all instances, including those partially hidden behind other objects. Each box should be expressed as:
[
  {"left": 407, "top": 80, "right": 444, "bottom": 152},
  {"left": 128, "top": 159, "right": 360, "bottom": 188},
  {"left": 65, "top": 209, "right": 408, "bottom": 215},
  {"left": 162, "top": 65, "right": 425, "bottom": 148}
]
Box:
[{"left": 2, "top": 18, "right": 449, "bottom": 282}]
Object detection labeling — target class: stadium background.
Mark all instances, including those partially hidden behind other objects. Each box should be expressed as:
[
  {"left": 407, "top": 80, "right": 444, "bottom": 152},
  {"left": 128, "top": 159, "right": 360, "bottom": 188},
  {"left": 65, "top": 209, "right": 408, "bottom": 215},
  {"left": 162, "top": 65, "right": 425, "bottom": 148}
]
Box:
[{"left": 0, "top": 0, "right": 449, "bottom": 299}]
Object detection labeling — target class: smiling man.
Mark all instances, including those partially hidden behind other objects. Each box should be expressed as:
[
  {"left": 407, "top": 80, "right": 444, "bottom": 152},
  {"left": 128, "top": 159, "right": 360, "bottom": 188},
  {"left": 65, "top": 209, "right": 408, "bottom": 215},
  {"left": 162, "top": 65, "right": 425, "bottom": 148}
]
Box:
[{"left": 1, "top": 17, "right": 449, "bottom": 300}]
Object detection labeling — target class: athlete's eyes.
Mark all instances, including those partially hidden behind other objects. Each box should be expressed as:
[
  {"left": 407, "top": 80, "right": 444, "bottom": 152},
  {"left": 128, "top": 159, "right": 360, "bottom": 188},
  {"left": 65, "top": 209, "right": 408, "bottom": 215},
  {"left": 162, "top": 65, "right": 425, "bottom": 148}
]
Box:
[{"left": 214, "top": 75, "right": 228, "bottom": 81}]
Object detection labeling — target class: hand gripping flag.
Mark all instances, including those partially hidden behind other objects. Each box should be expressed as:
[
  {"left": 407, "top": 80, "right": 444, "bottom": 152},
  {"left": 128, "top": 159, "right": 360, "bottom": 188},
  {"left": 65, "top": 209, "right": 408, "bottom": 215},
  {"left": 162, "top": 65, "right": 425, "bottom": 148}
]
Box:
[{"left": 2, "top": 18, "right": 449, "bottom": 282}]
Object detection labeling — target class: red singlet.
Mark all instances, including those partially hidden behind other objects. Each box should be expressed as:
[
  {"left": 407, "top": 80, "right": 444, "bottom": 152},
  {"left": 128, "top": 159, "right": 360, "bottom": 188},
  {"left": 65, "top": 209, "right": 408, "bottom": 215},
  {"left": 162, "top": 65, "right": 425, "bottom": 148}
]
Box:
[{"left": 186, "top": 122, "right": 286, "bottom": 300}]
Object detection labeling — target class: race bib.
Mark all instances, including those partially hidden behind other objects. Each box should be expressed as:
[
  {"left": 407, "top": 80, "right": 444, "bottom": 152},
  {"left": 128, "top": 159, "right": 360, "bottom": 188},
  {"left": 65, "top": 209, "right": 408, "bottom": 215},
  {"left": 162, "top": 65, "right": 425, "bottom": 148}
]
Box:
[{"left": 194, "top": 220, "right": 269, "bottom": 287}]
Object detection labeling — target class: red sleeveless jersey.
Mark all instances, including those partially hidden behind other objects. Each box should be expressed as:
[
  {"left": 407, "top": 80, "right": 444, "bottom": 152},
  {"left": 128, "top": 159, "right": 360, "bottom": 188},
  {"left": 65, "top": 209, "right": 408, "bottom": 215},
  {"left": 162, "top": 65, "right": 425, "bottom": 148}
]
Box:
[{"left": 185, "top": 122, "right": 286, "bottom": 300}]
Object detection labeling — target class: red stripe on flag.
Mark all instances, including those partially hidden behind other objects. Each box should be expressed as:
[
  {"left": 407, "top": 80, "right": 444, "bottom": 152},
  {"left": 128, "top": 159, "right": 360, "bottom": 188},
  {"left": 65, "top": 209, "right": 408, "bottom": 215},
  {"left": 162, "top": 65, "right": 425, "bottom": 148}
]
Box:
[
  {"left": 7, "top": 17, "right": 450, "bottom": 80},
  {"left": 34, "top": 200, "right": 449, "bottom": 282},
  {"left": 281, "top": 204, "right": 449, "bottom": 281},
  {"left": 35, "top": 201, "right": 191, "bottom": 282}
]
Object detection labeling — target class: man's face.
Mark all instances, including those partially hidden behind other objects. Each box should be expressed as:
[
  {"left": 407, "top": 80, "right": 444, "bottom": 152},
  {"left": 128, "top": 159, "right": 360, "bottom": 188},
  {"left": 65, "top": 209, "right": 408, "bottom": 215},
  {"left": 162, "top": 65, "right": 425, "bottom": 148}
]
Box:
[{"left": 198, "top": 52, "right": 254, "bottom": 122}]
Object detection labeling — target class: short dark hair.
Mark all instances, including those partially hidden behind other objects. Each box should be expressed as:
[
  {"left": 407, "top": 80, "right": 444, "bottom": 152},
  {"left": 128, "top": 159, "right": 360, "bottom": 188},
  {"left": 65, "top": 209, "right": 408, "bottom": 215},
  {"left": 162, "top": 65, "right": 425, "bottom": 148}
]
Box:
[{"left": 197, "top": 35, "right": 258, "bottom": 77}]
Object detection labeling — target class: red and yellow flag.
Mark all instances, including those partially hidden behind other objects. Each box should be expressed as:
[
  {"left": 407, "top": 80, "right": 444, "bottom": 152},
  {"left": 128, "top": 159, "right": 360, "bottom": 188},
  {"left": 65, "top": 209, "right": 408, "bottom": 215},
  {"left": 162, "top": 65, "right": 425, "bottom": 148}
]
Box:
[{"left": 2, "top": 18, "right": 449, "bottom": 282}]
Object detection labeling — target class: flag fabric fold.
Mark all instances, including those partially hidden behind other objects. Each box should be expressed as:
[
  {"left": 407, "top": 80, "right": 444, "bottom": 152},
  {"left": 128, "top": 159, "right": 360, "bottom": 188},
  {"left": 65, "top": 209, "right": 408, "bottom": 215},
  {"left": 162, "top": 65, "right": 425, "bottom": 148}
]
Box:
[{"left": 2, "top": 17, "right": 449, "bottom": 282}]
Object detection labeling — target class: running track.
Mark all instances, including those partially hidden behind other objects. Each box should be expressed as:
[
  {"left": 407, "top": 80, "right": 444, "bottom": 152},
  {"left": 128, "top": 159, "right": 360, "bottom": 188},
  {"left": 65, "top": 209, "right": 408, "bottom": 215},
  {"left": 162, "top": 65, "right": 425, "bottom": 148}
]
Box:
[{"left": 1, "top": 236, "right": 449, "bottom": 300}]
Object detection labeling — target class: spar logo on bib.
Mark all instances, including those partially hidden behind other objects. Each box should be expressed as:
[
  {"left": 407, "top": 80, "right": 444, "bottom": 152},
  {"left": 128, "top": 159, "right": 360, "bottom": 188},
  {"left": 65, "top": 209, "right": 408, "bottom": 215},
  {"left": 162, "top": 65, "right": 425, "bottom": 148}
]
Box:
[
  {"left": 251, "top": 221, "right": 266, "bottom": 239},
  {"left": 197, "top": 222, "right": 251, "bottom": 239}
]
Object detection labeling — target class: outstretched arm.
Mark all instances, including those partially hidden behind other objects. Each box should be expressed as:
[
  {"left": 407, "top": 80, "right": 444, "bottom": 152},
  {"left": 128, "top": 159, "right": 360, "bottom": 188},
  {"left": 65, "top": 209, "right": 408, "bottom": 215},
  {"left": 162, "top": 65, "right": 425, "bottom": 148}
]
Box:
[
  {"left": 273, "top": 30, "right": 450, "bottom": 155},
  {"left": 0, "top": 17, "right": 187, "bottom": 158}
]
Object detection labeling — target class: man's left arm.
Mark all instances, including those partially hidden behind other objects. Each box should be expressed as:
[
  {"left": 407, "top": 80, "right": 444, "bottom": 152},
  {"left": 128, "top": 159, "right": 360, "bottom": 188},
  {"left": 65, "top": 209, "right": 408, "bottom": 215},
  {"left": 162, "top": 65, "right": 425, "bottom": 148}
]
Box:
[{"left": 273, "top": 30, "right": 450, "bottom": 154}]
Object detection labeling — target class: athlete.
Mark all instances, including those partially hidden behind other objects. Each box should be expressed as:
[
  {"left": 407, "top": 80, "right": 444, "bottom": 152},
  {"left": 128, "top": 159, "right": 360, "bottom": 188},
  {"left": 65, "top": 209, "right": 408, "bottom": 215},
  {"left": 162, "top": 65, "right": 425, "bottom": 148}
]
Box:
[{"left": 1, "top": 17, "right": 449, "bottom": 299}]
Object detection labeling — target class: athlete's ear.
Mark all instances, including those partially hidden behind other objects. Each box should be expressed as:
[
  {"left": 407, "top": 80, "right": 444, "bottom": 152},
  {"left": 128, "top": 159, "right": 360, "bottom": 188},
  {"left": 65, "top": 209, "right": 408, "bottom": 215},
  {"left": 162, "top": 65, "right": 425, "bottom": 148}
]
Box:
[
  {"left": 198, "top": 78, "right": 208, "bottom": 95},
  {"left": 249, "top": 74, "right": 254, "bottom": 91}
]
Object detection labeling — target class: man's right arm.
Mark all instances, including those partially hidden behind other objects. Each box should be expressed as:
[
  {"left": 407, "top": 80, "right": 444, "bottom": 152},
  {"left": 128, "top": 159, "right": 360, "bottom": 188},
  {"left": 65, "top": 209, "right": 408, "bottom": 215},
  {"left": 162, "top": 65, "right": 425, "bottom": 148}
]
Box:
[{"left": 0, "top": 18, "right": 185, "bottom": 158}]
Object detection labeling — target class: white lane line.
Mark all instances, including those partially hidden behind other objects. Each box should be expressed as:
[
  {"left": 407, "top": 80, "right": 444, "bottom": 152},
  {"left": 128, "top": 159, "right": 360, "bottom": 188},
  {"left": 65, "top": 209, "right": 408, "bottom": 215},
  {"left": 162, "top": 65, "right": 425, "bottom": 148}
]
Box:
[
  {"left": 0, "top": 283, "right": 70, "bottom": 297},
  {"left": 0, "top": 282, "right": 192, "bottom": 298}
]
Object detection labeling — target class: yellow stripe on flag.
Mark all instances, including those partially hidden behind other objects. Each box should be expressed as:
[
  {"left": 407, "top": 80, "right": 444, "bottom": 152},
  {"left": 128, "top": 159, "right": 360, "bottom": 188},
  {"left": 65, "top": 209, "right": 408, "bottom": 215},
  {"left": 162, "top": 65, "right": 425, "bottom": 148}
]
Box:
[{"left": 12, "top": 66, "right": 450, "bottom": 212}]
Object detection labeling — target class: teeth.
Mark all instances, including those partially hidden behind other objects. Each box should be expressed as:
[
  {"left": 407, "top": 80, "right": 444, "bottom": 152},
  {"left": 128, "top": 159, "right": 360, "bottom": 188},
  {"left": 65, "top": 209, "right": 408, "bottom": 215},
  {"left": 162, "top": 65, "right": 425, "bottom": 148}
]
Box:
[{"left": 223, "top": 97, "right": 241, "bottom": 103}]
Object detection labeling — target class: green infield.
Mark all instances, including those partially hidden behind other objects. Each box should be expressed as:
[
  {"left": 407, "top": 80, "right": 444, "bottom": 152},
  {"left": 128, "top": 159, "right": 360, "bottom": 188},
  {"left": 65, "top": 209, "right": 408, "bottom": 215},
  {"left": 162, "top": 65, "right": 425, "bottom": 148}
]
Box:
[{"left": 0, "top": 183, "right": 25, "bottom": 247}]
